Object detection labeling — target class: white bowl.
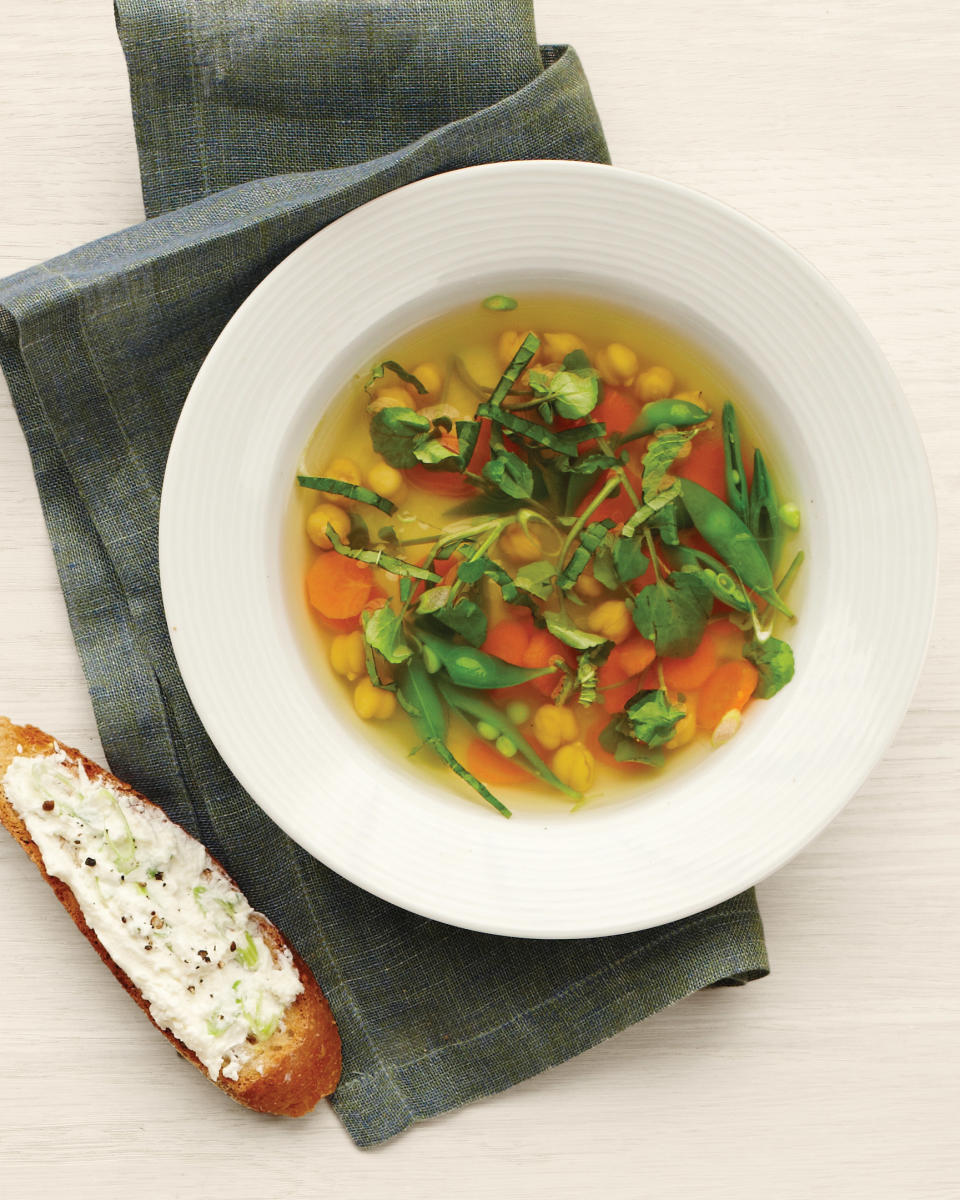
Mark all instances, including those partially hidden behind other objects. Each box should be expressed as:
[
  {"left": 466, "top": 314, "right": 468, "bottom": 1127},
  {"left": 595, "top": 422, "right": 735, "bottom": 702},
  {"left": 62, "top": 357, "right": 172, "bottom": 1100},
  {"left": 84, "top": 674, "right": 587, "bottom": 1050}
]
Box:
[{"left": 160, "top": 162, "right": 936, "bottom": 938}]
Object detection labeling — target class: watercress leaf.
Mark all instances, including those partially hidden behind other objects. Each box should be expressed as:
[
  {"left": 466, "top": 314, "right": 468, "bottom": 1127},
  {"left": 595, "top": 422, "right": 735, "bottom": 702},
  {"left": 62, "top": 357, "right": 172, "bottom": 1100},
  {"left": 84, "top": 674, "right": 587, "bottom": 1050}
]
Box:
[
  {"left": 744, "top": 636, "right": 795, "bottom": 699},
  {"left": 482, "top": 294, "right": 518, "bottom": 311},
  {"left": 562, "top": 349, "right": 592, "bottom": 372},
  {"left": 598, "top": 716, "right": 666, "bottom": 766},
  {"left": 612, "top": 535, "right": 650, "bottom": 584},
  {"left": 544, "top": 610, "right": 610, "bottom": 650},
  {"left": 369, "top": 407, "right": 433, "bottom": 469},
  {"left": 482, "top": 450, "right": 534, "bottom": 499},
  {"left": 591, "top": 540, "right": 620, "bottom": 591},
  {"left": 327, "top": 526, "right": 442, "bottom": 582},
  {"left": 650, "top": 499, "right": 680, "bottom": 546},
  {"left": 527, "top": 363, "right": 600, "bottom": 419},
  {"left": 513, "top": 559, "right": 557, "bottom": 600},
  {"left": 362, "top": 605, "right": 412, "bottom": 664},
  {"left": 573, "top": 643, "right": 612, "bottom": 707},
  {"left": 378, "top": 524, "right": 399, "bottom": 544},
  {"left": 630, "top": 572, "right": 712, "bottom": 657},
  {"left": 456, "top": 555, "right": 522, "bottom": 606},
  {"left": 297, "top": 474, "right": 397, "bottom": 515},
  {"left": 366, "top": 360, "right": 427, "bottom": 395},
  {"left": 416, "top": 586, "right": 452, "bottom": 615},
  {"left": 430, "top": 599, "right": 488, "bottom": 647},
  {"left": 624, "top": 689, "right": 685, "bottom": 748},
  {"left": 348, "top": 510, "right": 371, "bottom": 549}
]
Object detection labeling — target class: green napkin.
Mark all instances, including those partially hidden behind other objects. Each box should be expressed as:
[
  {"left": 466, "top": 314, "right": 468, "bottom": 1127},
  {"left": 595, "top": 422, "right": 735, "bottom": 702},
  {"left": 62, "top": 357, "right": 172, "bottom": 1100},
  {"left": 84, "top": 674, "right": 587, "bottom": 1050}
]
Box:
[{"left": 0, "top": 0, "right": 767, "bottom": 1145}]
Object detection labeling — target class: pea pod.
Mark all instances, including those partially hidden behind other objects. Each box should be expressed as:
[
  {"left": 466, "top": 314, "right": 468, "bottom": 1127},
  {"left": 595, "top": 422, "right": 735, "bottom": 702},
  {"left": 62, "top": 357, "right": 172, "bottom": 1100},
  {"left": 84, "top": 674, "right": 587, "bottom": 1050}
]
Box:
[
  {"left": 417, "top": 631, "right": 552, "bottom": 689},
  {"left": 662, "top": 545, "right": 752, "bottom": 612},
  {"left": 619, "top": 398, "right": 710, "bottom": 445},
  {"left": 398, "top": 658, "right": 511, "bottom": 818},
  {"left": 679, "top": 479, "right": 793, "bottom": 617},
  {"left": 436, "top": 681, "right": 581, "bottom": 800},
  {"left": 721, "top": 402, "right": 749, "bottom": 522},
  {"left": 747, "top": 448, "right": 783, "bottom": 568}
]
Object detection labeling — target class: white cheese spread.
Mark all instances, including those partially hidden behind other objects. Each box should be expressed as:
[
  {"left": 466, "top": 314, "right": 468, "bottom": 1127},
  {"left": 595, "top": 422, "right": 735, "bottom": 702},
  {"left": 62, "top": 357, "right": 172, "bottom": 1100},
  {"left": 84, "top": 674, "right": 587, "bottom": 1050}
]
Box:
[{"left": 3, "top": 748, "right": 304, "bottom": 1081}]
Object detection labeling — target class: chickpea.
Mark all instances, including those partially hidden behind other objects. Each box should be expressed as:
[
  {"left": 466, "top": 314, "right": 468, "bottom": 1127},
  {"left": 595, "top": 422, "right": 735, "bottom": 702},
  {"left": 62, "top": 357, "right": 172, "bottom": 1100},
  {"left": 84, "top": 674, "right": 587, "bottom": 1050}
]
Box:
[
  {"left": 666, "top": 695, "right": 698, "bottom": 750},
  {"left": 634, "top": 366, "right": 675, "bottom": 403},
  {"left": 322, "top": 457, "right": 363, "bottom": 508},
  {"left": 410, "top": 361, "right": 444, "bottom": 404},
  {"left": 573, "top": 567, "right": 605, "bottom": 600},
  {"left": 306, "top": 502, "right": 351, "bottom": 549},
  {"left": 595, "top": 342, "right": 639, "bottom": 385},
  {"left": 353, "top": 677, "right": 397, "bottom": 721},
  {"left": 541, "top": 331, "right": 587, "bottom": 362},
  {"left": 551, "top": 742, "right": 596, "bottom": 792},
  {"left": 532, "top": 704, "right": 579, "bottom": 751},
  {"left": 586, "top": 599, "right": 633, "bottom": 644},
  {"left": 498, "top": 523, "right": 542, "bottom": 564},
  {"left": 329, "top": 630, "right": 365, "bottom": 681},
  {"left": 366, "top": 459, "right": 406, "bottom": 501},
  {"left": 367, "top": 387, "right": 416, "bottom": 414},
  {"left": 497, "top": 328, "right": 541, "bottom": 368}
]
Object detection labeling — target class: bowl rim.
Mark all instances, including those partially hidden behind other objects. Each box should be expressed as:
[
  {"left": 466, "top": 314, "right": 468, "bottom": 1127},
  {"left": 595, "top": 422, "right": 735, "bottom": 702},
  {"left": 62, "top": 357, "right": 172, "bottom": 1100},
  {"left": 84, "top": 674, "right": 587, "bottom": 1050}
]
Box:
[{"left": 160, "top": 160, "right": 938, "bottom": 937}]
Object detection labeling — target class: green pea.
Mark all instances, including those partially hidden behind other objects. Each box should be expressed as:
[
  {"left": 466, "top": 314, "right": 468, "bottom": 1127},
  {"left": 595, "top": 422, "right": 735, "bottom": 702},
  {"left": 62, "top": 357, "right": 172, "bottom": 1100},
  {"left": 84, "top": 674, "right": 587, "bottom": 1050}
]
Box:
[
  {"left": 476, "top": 721, "right": 499, "bottom": 741},
  {"left": 505, "top": 700, "right": 531, "bottom": 725},
  {"left": 779, "top": 501, "right": 801, "bottom": 531},
  {"left": 482, "top": 294, "right": 518, "bottom": 311},
  {"left": 495, "top": 736, "right": 518, "bottom": 758},
  {"left": 679, "top": 479, "right": 793, "bottom": 617}
]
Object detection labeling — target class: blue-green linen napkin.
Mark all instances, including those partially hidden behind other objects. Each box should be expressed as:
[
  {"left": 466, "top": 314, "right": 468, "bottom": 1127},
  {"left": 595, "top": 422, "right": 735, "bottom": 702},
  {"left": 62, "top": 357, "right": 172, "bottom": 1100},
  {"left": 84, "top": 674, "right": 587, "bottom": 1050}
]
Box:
[{"left": 0, "top": 0, "right": 768, "bottom": 1145}]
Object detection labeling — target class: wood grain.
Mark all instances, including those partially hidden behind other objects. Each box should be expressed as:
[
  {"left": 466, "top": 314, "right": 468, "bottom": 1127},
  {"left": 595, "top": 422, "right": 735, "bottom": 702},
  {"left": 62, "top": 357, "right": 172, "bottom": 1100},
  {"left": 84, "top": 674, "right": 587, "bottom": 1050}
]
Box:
[{"left": 0, "top": 1, "right": 957, "bottom": 1195}]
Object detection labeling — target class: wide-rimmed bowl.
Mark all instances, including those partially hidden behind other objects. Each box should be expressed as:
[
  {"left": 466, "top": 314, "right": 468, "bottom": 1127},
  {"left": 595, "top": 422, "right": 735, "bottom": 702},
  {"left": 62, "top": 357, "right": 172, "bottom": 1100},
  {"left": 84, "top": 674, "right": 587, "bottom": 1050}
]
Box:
[{"left": 160, "top": 162, "right": 936, "bottom": 938}]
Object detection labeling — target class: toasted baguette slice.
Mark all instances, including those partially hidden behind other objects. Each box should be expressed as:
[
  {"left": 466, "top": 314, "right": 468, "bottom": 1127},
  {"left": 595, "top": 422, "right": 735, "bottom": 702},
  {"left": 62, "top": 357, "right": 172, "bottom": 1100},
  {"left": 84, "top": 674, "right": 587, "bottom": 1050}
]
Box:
[{"left": 0, "top": 717, "right": 341, "bottom": 1116}]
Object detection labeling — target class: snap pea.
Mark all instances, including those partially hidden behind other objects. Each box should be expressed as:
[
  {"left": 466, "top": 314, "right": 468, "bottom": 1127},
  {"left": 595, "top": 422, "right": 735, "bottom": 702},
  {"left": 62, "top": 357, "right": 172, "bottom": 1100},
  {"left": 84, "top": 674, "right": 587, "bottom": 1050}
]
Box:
[
  {"left": 747, "top": 448, "right": 783, "bottom": 568},
  {"left": 398, "top": 658, "right": 511, "bottom": 817},
  {"left": 436, "top": 680, "right": 581, "bottom": 800},
  {"left": 721, "top": 402, "right": 749, "bottom": 522},
  {"left": 618, "top": 398, "right": 710, "bottom": 445},
  {"left": 663, "top": 545, "right": 752, "bottom": 612},
  {"left": 679, "top": 479, "right": 793, "bottom": 617},
  {"left": 417, "top": 632, "right": 553, "bottom": 689}
]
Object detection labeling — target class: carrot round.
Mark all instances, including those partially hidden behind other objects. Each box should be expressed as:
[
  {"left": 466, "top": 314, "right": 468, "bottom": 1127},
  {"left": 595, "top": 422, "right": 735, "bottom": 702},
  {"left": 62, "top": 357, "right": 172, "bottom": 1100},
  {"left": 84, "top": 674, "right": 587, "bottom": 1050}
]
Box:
[
  {"left": 598, "top": 634, "right": 657, "bottom": 713},
  {"left": 463, "top": 737, "right": 530, "bottom": 786},
  {"left": 483, "top": 617, "right": 533, "bottom": 665},
  {"left": 675, "top": 428, "right": 754, "bottom": 500},
  {"left": 697, "top": 659, "right": 759, "bottom": 731},
  {"left": 523, "top": 628, "right": 575, "bottom": 697},
  {"left": 662, "top": 633, "right": 717, "bottom": 692},
  {"left": 306, "top": 552, "right": 373, "bottom": 620}
]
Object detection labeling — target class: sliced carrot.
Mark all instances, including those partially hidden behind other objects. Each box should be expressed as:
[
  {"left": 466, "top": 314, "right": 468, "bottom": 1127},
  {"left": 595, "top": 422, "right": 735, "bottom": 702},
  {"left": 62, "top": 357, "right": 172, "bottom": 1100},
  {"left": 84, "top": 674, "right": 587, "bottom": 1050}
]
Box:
[
  {"left": 306, "top": 552, "right": 373, "bottom": 620},
  {"left": 697, "top": 659, "right": 759, "bottom": 731},
  {"left": 637, "top": 662, "right": 660, "bottom": 691},
  {"left": 673, "top": 429, "right": 726, "bottom": 499},
  {"left": 594, "top": 385, "right": 638, "bottom": 437},
  {"left": 313, "top": 588, "right": 386, "bottom": 633},
  {"left": 662, "top": 633, "right": 717, "bottom": 692},
  {"left": 483, "top": 616, "right": 533, "bottom": 665},
  {"left": 405, "top": 463, "right": 475, "bottom": 497},
  {"left": 523, "top": 628, "right": 576, "bottom": 697},
  {"left": 597, "top": 634, "right": 656, "bottom": 712},
  {"left": 463, "top": 737, "right": 530, "bottom": 786}
]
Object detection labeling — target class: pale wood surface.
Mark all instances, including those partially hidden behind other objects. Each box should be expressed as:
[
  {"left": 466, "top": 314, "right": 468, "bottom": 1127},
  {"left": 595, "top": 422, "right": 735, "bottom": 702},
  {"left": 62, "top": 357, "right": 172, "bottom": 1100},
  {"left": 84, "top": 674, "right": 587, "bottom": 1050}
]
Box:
[{"left": 0, "top": 1, "right": 957, "bottom": 1195}]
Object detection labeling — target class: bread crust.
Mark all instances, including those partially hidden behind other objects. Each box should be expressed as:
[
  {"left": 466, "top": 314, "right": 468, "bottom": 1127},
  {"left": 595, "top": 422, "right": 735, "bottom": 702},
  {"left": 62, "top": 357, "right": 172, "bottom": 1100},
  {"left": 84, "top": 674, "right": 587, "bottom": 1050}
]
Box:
[{"left": 0, "top": 717, "right": 341, "bottom": 1116}]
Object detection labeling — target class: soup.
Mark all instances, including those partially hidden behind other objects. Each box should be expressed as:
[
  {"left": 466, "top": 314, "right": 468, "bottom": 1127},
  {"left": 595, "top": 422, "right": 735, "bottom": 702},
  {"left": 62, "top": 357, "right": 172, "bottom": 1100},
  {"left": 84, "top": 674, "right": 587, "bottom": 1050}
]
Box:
[{"left": 293, "top": 294, "right": 801, "bottom": 818}]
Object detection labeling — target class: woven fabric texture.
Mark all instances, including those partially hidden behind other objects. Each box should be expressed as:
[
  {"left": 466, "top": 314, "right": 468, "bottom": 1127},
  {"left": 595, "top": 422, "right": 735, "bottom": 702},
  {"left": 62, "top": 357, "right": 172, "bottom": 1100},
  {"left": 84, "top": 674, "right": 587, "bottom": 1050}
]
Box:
[{"left": 0, "top": 0, "right": 768, "bottom": 1146}]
